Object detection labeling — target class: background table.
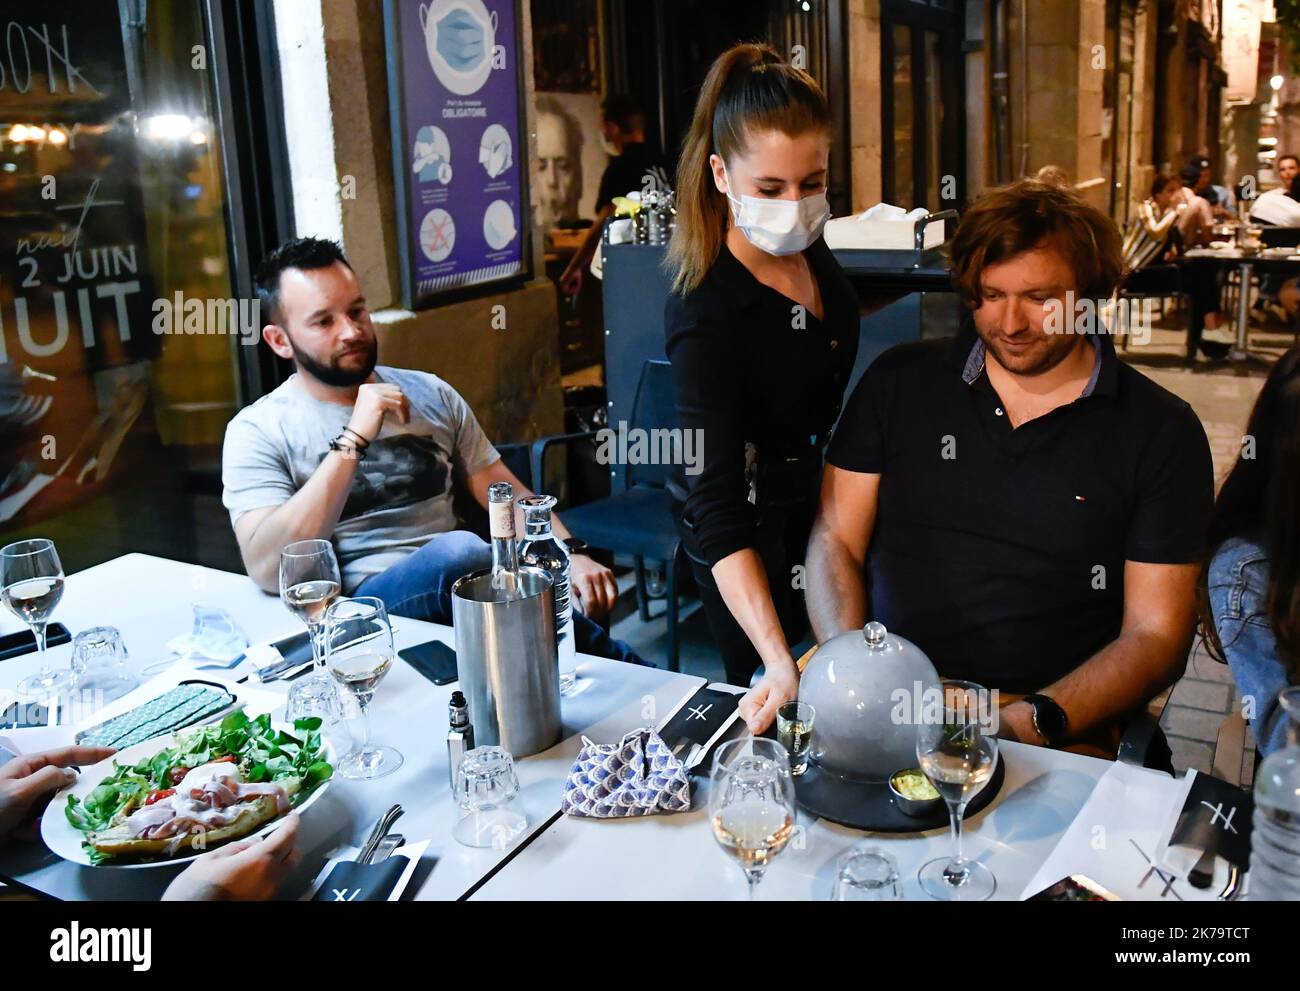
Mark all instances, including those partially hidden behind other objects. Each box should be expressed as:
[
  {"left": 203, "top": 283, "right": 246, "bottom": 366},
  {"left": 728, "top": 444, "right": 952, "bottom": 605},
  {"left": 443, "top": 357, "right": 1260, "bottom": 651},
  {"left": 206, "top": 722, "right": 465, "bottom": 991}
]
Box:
[
  {"left": 1183, "top": 247, "right": 1300, "bottom": 362},
  {"left": 1, "top": 553, "right": 1121, "bottom": 902}
]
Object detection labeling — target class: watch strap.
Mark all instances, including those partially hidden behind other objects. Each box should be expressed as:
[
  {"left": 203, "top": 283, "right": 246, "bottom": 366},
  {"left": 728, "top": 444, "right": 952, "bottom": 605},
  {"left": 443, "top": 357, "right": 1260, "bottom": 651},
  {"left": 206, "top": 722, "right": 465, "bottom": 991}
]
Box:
[{"left": 1023, "top": 693, "right": 1067, "bottom": 748}]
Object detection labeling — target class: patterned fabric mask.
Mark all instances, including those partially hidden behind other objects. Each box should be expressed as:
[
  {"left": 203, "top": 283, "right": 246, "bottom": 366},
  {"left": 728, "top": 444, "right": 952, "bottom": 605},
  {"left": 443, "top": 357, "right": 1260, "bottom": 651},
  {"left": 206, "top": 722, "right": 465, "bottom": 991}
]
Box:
[{"left": 562, "top": 728, "right": 692, "bottom": 817}]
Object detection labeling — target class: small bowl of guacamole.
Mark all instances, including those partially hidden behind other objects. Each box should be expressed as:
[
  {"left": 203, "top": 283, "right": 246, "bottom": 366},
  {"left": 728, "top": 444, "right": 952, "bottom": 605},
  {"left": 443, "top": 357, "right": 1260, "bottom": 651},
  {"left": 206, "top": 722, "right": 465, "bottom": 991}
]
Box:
[{"left": 889, "top": 768, "right": 942, "bottom": 817}]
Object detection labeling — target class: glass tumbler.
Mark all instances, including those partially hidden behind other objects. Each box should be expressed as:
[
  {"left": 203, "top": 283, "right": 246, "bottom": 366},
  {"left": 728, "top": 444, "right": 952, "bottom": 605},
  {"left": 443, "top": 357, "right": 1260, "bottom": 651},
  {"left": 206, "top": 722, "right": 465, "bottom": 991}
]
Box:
[{"left": 452, "top": 746, "right": 527, "bottom": 849}]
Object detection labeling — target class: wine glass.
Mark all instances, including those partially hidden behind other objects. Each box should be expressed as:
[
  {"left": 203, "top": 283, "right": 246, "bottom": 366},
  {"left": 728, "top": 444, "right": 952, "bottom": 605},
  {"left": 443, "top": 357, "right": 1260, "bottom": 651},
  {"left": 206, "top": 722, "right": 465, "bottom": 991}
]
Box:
[
  {"left": 709, "top": 737, "right": 797, "bottom": 900},
  {"left": 324, "top": 596, "right": 403, "bottom": 779},
  {"left": 915, "top": 679, "right": 999, "bottom": 901},
  {"left": 280, "top": 539, "right": 342, "bottom": 726},
  {"left": 1, "top": 538, "right": 72, "bottom": 697}
]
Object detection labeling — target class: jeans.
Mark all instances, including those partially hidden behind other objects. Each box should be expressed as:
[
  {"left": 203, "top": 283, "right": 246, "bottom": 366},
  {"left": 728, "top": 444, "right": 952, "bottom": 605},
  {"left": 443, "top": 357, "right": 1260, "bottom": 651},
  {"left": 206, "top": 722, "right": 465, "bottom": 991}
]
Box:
[{"left": 354, "top": 530, "right": 646, "bottom": 666}]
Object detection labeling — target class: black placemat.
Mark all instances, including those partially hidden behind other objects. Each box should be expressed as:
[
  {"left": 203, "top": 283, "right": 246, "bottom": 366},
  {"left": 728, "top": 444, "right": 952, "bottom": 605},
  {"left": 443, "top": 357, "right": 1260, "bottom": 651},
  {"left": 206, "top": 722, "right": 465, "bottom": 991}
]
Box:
[
  {"left": 311, "top": 857, "right": 410, "bottom": 902},
  {"left": 1171, "top": 774, "right": 1253, "bottom": 869}
]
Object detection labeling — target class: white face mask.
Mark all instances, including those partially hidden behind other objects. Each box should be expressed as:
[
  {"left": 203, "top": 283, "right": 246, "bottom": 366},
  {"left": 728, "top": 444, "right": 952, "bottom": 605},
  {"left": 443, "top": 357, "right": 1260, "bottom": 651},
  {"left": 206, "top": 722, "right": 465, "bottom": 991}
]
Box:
[{"left": 723, "top": 166, "right": 830, "bottom": 256}]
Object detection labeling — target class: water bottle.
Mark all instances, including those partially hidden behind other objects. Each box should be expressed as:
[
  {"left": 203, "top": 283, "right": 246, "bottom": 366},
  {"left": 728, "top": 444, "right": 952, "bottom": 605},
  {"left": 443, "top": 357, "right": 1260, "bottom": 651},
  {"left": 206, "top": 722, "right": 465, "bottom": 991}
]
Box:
[
  {"left": 516, "top": 495, "right": 577, "bottom": 695},
  {"left": 1248, "top": 687, "right": 1300, "bottom": 899}
]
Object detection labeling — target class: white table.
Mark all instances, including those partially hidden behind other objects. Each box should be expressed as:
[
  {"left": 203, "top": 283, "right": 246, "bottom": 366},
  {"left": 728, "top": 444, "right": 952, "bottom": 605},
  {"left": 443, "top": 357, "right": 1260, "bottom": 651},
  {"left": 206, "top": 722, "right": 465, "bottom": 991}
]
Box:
[
  {"left": 469, "top": 740, "right": 1108, "bottom": 900},
  {"left": 0, "top": 553, "right": 1119, "bottom": 902},
  {"left": 0, "top": 554, "right": 704, "bottom": 900}
]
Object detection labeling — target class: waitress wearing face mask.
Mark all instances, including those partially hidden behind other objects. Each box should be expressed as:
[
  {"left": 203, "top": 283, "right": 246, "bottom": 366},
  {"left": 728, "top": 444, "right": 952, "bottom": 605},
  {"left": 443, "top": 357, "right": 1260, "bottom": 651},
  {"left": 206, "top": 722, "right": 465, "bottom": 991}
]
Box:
[{"left": 665, "top": 43, "right": 859, "bottom": 734}]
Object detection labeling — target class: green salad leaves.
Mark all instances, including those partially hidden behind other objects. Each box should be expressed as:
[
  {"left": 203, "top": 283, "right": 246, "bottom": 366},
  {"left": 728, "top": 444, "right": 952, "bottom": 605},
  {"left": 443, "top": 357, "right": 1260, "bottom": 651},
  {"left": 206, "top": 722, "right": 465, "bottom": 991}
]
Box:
[{"left": 65, "top": 711, "right": 333, "bottom": 856}]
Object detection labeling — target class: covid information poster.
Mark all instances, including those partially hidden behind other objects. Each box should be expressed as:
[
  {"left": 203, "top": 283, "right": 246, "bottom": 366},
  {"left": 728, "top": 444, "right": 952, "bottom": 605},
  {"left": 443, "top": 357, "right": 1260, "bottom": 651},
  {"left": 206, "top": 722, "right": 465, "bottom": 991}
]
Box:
[{"left": 383, "top": 0, "right": 531, "bottom": 308}]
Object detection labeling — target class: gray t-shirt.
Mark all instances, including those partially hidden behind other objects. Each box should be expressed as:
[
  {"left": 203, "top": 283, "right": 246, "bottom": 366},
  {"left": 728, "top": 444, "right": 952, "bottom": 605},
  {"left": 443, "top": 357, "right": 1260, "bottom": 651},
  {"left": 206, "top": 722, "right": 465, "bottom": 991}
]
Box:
[{"left": 221, "top": 367, "right": 499, "bottom": 591}]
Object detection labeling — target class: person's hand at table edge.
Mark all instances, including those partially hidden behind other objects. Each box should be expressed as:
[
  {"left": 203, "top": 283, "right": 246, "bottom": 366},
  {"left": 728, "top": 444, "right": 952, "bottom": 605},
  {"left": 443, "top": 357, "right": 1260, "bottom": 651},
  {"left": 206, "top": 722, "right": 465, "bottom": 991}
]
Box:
[
  {"left": 0, "top": 746, "right": 116, "bottom": 843},
  {"left": 739, "top": 658, "right": 799, "bottom": 735},
  {"left": 162, "top": 813, "right": 301, "bottom": 901},
  {"left": 569, "top": 554, "right": 617, "bottom": 624}
]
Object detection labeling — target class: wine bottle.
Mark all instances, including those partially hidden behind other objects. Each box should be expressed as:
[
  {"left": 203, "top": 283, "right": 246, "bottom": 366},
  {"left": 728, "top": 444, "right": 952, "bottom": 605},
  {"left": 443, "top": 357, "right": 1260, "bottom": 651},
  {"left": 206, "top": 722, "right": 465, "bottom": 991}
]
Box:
[{"left": 488, "top": 481, "right": 520, "bottom": 598}]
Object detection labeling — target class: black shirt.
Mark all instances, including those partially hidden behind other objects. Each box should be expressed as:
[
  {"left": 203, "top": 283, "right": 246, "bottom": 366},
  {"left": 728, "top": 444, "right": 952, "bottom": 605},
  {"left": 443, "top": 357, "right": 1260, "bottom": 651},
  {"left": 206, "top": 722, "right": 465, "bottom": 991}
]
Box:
[
  {"left": 826, "top": 324, "right": 1213, "bottom": 692},
  {"left": 665, "top": 237, "right": 860, "bottom": 566},
  {"left": 596, "top": 143, "right": 668, "bottom": 212}
]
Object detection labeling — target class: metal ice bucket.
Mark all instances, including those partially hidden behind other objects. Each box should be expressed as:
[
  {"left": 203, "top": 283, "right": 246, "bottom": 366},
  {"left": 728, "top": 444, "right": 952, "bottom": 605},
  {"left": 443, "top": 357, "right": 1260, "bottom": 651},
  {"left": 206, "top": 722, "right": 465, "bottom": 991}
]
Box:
[{"left": 451, "top": 566, "right": 560, "bottom": 757}]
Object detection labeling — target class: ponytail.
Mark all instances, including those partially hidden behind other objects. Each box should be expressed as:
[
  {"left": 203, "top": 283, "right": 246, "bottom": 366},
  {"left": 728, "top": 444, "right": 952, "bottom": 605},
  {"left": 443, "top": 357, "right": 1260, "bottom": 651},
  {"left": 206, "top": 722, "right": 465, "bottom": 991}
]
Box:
[{"left": 665, "top": 42, "right": 831, "bottom": 295}]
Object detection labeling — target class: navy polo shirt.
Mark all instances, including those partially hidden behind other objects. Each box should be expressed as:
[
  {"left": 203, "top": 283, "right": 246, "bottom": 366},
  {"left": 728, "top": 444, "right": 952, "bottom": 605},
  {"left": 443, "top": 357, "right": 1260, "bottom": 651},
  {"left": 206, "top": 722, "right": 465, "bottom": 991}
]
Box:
[{"left": 826, "top": 325, "right": 1213, "bottom": 692}]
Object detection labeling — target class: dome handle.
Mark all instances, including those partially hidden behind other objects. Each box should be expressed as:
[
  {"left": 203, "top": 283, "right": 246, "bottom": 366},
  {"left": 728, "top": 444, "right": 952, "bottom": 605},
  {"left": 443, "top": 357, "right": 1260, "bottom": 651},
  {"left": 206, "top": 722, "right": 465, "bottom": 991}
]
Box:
[{"left": 862, "top": 621, "right": 888, "bottom": 649}]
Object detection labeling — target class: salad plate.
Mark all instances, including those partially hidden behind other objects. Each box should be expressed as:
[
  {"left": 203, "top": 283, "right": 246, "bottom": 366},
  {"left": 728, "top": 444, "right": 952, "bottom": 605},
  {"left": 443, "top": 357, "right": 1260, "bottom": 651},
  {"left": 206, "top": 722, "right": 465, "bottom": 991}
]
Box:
[{"left": 42, "top": 709, "right": 333, "bottom": 868}]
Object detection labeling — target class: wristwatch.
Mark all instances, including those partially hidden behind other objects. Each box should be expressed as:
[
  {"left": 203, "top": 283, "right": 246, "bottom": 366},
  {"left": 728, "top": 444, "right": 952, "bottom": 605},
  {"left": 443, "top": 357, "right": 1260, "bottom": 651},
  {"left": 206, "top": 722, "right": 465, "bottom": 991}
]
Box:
[
  {"left": 563, "top": 537, "right": 589, "bottom": 557},
  {"left": 1022, "top": 694, "right": 1068, "bottom": 748}
]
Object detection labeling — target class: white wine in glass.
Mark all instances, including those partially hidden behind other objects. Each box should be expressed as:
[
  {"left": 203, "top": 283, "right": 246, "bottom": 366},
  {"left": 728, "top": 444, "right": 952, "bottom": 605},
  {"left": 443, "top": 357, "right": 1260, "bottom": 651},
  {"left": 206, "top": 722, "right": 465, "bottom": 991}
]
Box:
[
  {"left": 708, "top": 737, "right": 797, "bottom": 899},
  {"left": 283, "top": 579, "right": 342, "bottom": 628},
  {"left": 915, "top": 679, "right": 999, "bottom": 901},
  {"left": 1, "top": 539, "right": 72, "bottom": 697},
  {"left": 280, "top": 539, "right": 343, "bottom": 727},
  {"left": 711, "top": 803, "right": 796, "bottom": 871},
  {"left": 325, "top": 596, "right": 402, "bottom": 779}
]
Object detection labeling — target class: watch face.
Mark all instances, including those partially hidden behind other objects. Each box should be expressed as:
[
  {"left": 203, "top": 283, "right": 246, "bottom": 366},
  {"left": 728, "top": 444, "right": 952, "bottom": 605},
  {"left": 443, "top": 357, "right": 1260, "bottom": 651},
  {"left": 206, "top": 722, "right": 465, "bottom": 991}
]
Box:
[{"left": 1031, "top": 696, "right": 1067, "bottom": 742}]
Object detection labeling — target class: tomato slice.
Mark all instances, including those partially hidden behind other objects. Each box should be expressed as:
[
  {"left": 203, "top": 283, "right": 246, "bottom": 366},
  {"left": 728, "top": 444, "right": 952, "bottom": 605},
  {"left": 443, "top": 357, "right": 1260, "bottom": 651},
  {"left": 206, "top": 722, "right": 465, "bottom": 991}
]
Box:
[
  {"left": 145, "top": 788, "right": 175, "bottom": 805},
  {"left": 212, "top": 754, "right": 237, "bottom": 763}
]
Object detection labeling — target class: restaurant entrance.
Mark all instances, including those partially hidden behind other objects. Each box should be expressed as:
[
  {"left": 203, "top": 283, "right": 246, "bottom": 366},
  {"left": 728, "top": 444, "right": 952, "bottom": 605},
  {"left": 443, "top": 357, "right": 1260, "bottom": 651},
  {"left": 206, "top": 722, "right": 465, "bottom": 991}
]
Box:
[{"left": 0, "top": 0, "right": 289, "bottom": 575}]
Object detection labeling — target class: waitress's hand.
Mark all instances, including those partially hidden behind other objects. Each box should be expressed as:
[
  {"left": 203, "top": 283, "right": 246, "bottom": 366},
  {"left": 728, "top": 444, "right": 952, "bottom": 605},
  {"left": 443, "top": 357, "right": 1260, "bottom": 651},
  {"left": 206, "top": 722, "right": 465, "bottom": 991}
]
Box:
[{"left": 738, "top": 658, "right": 800, "bottom": 735}]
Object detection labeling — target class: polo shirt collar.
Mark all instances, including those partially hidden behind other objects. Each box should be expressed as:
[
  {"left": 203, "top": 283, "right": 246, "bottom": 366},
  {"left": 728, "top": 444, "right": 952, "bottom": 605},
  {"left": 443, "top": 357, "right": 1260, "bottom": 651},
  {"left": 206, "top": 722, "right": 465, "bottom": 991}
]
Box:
[{"left": 952, "top": 320, "right": 1119, "bottom": 399}]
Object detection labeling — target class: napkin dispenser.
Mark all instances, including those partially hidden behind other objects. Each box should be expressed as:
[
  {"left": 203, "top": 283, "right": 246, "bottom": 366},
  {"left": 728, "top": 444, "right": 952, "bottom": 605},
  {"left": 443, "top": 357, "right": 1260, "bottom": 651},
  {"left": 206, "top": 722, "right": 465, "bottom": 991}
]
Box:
[
  {"left": 823, "top": 203, "right": 952, "bottom": 251},
  {"left": 451, "top": 567, "right": 560, "bottom": 758}
]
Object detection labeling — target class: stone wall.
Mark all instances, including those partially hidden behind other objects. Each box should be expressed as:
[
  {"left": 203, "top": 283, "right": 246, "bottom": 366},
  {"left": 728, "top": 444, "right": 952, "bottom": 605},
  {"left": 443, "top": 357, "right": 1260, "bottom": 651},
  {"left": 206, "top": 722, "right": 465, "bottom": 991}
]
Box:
[
  {"left": 273, "top": 0, "right": 564, "bottom": 445},
  {"left": 847, "top": 0, "right": 883, "bottom": 210}
]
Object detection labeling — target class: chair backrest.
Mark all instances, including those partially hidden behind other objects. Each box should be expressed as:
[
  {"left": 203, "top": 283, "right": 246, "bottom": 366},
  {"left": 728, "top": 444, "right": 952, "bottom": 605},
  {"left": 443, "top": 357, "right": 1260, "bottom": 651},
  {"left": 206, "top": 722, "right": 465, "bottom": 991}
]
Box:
[
  {"left": 602, "top": 242, "right": 672, "bottom": 489},
  {"left": 625, "top": 359, "right": 677, "bottom": 490}
]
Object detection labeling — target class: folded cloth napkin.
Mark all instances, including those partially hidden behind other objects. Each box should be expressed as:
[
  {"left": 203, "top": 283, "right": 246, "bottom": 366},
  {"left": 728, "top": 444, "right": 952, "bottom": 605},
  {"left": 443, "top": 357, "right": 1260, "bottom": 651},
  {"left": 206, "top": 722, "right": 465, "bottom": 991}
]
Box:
[{"left": 562, "top": 728, "right": 692, "bottom": 818}]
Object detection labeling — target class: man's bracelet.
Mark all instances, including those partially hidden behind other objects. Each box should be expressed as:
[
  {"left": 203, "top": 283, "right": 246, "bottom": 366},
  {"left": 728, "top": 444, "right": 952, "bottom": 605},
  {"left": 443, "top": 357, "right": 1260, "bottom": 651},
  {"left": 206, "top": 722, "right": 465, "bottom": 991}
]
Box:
[
  {"left": 329, "top": 434, "right": 366, "bottom": 459},
  {"left": 340, "top": 426, "right": 371, "bottom": 448}
]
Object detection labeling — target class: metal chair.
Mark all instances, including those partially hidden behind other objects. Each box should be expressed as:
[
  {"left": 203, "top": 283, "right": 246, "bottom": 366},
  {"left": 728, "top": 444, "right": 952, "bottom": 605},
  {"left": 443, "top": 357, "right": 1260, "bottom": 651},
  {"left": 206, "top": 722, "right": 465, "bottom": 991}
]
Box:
[
  {"left": 1117, "top": 264, "right": 1183, "bottom": 351},
  {"left": 528, "top": 359, "right": 689, "bottom": 672}
]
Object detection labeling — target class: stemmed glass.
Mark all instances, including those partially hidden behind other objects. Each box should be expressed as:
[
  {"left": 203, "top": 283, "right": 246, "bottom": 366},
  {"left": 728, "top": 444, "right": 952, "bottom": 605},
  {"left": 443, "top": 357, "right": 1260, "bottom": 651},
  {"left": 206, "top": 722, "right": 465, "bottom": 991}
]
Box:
[
  {"left": 709, "top": 737, "right": 797, "bottom": 900},
  {"left": 324, "top": 596, "right": 403, "bottom": 779},
  {"left": 279, "top": 539, "right": 342, "bottom": 725},
  {"left": 1, "top": 538, "right": 72, "bottom": 697},
  {"left": 915, "top": 679, "right": 999, "bottom": 901}
]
